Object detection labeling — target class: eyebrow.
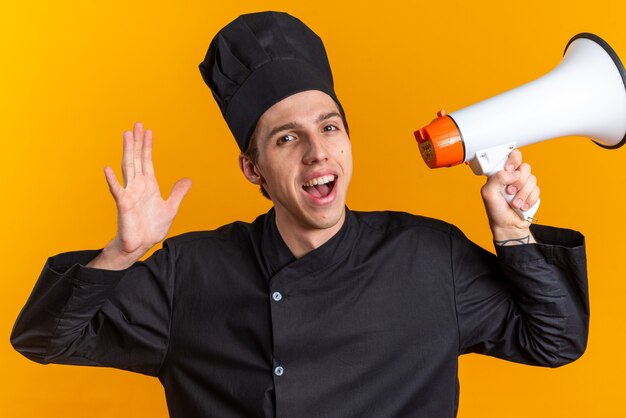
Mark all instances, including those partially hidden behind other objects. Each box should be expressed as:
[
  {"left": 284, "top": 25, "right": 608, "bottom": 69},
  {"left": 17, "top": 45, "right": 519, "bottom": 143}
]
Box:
[
  {"left": 267, "top": 111, "right": 342, "bottom": 138},
  {"left": 268, "top": 121, "right": 302, "bottom": 138}
]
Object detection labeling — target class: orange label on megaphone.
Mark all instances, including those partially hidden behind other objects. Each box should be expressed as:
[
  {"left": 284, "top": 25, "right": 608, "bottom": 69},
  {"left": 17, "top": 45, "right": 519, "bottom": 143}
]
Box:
[{"left": 414, "top": 113, "right": 465, "bottom": 168}]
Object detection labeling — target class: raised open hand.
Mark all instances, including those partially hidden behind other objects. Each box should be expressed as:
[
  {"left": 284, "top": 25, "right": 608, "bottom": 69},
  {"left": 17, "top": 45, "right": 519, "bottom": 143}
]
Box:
[{"left": 88, "top": 122, "right": 192, "bottom": 270}]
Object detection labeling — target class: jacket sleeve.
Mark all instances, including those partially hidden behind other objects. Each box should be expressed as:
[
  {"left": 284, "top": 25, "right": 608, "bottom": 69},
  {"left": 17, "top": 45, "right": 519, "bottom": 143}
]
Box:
[
  {"left": 10, "top": 243, "right": 176, "bottom": 376},
  {"left": 453, "top": 224, "right": 589, "bottom": 367}
]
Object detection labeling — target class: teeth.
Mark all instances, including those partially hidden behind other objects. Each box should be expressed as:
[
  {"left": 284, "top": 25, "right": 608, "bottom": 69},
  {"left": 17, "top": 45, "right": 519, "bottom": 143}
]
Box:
[{"left": 303, "top": 175, "right": 336, "bottom": 187}]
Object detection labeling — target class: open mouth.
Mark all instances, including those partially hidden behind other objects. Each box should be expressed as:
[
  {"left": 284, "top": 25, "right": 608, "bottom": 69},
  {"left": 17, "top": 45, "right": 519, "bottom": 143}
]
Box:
[{"left": 302, "top": 174, "right": 337, "bottom": 199}]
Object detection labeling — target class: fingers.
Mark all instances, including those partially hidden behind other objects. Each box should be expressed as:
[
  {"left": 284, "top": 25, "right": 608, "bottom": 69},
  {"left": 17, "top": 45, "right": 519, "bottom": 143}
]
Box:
[
  {"left": 486, "top": 150, "right": 539, "bottom": 212},
  {"left": 483, "top": 168, "right": 518, "bottom": 198},
  {"left": 133, "top": 122, "right": 144, "bottom": 177},
  {"left": 121, "top": 122, "right": 155, "bottom": 186},
  {"left": 167, "top": 178, "right": 193, "bottom": 211},
  {"left": 506, "top": 163, "right": 539, "bottom": 211},
  {"left": 122, "top": 130, "right": 134, "bottom": 186},
  {"left": 142, "top": 129, "right": 155, "bottom": 176},
  {"left": 104, "top": 166, "right": 123, "bottom": 200},
  {"left": 504, "top": 162, "right": 530, "bottom": 196},
  {"left": 524, "top": 185, "right": 540, "bottom": 212},
  {"left": 504, "top": 149, "right": 522, "bottom": 172},
  {"left": 486, "top": 149, "right": 523, "bottom": 193}
]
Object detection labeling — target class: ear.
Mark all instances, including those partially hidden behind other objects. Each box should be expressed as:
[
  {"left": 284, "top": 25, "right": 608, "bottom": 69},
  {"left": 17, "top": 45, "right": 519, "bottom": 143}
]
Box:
[{"left": 238, "top": 153, "right": 264, "bottom": 185}]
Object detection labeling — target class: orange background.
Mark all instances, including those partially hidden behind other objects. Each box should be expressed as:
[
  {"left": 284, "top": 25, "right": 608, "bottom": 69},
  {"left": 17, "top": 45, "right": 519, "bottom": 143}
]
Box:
[{"left": 2, "top": 1, "right": 625, "bottom": 417}]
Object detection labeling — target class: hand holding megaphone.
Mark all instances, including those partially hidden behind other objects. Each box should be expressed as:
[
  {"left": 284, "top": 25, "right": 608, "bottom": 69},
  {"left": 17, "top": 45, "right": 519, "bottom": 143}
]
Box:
[{"left": 415, "top": 33, "right": 626, "bottom": 221}]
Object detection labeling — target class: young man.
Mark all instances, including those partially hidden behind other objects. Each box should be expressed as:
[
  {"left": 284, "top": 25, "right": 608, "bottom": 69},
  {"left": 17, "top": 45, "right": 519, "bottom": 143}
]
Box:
[{"left": 11, "top": 11, "right": 588, "bottom": 417}]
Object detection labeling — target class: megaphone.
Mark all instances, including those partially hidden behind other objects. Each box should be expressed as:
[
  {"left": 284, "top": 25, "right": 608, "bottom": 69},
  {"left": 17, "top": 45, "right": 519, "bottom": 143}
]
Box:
[{"left": 414, "top": 33, "right": 626, "bottom": 221}]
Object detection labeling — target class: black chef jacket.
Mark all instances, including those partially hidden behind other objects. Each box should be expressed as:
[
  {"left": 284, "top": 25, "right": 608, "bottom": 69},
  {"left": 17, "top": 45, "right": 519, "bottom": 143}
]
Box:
[{"left": 11, "top": 209, "right": 589, "bottom": 417}]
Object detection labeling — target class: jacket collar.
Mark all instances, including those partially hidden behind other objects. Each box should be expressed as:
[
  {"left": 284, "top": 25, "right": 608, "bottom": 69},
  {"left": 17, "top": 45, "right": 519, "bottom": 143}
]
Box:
[{"left": 260, "top": 207, "right": 358, "bottom": 278}]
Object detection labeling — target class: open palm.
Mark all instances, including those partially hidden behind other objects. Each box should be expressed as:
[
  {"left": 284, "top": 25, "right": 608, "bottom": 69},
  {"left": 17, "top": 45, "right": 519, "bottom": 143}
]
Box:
[{"left": 104, "top": 122, "right": 192, "bottom": 258}]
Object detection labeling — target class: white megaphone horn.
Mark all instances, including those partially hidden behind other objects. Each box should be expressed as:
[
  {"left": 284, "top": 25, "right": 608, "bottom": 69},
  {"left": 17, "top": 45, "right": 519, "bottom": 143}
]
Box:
[{"left": 414, "top": 33, "right": 626, "bottom": 221}]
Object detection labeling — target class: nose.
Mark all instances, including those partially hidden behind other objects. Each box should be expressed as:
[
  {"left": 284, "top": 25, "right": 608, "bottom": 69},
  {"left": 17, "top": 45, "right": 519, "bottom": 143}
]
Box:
[{"left": 302, "top": 132, "right": 328, "bottom": 165}]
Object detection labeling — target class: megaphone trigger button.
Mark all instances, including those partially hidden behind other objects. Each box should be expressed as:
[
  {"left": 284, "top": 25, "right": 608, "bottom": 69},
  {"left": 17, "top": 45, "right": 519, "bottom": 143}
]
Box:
[{"left": 437, "top": 109, "right": 447, "bottom": 117}]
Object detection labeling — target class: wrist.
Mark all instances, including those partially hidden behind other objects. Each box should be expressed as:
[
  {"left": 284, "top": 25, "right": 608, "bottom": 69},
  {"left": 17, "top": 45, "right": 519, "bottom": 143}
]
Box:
[
  {"left": 492, "top": 226, "right": 536, "bottom": 246},
  {"left": 86, "top": 239, "right": 147, "bottom": 270}
]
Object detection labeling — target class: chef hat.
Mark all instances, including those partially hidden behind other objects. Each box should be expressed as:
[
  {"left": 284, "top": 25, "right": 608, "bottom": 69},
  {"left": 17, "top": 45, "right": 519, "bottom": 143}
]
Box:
[{"left": 199, "top": 11, "right": 343, "bottom": 151}]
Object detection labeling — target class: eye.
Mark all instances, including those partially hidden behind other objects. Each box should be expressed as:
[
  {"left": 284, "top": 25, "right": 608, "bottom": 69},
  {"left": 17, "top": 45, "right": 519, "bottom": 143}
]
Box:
[
  {"left": 277, "top": 134, "right": 295, "bottom": 145},
  {"left": 323, "top": 124, "right": 338, "bottom": 132}
]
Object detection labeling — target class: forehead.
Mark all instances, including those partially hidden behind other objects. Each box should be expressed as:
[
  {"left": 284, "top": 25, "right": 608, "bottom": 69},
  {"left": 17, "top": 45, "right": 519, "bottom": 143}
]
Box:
[{"left": 255, "top": 90, "right": 341, "bottom": 133}]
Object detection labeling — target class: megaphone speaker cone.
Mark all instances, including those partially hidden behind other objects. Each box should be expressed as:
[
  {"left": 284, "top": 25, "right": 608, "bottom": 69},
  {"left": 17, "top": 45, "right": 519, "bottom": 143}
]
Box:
[{"left": 567, "top": 33, "right": 626, "bottom": 149}]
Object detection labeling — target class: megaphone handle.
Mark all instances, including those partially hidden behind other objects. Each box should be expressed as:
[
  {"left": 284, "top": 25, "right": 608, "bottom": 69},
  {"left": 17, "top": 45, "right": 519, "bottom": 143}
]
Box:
[
  {"left": 471, "top": 144, "right": 540, "bottom": 222},
  {"left": 490, "top": 155, "right": 541, "bottom": 222}
]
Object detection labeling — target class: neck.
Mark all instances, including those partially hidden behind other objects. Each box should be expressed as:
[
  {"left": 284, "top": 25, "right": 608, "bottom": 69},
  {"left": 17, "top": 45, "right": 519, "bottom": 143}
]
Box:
[{"left": 274, "top": 210, "right": 346, "bottom": 259}]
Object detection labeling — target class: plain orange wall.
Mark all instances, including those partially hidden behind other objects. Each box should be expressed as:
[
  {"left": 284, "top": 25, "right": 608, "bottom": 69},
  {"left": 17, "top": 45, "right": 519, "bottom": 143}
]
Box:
[{"left": 2, "top": 1, "right": 625, "bottom": 417}]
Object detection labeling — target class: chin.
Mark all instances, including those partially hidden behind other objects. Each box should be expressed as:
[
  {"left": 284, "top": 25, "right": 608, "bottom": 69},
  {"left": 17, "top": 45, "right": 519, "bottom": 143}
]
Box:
[{"left": 308, "top": 208, "right": 345, "bottom": 230}]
